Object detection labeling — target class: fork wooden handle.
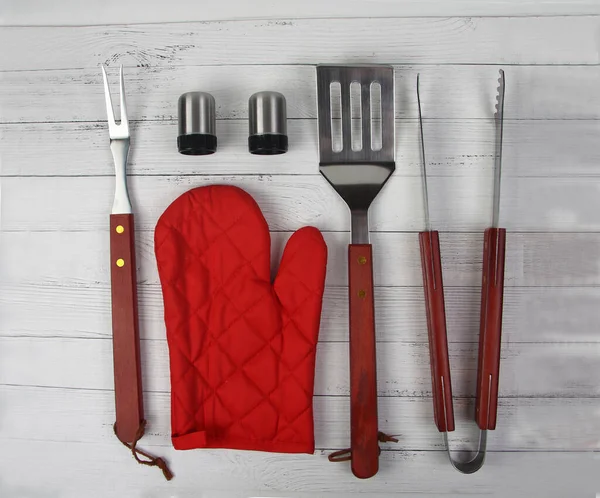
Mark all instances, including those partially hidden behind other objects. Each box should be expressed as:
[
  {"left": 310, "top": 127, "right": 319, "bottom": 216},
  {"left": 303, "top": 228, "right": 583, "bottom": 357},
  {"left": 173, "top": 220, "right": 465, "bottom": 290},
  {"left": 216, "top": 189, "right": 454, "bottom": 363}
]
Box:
[
  {"left": 110, "top": 213, "right": 144, "bottom": 443},
  {"left": 476, "top": 228, "right": 506, "bottom": 430},
  {"left": 418, "top": 231, "right": 455, "bottom": 432},
  {"left": 348, "top": 244, "right": 379, "bottom": 479}
]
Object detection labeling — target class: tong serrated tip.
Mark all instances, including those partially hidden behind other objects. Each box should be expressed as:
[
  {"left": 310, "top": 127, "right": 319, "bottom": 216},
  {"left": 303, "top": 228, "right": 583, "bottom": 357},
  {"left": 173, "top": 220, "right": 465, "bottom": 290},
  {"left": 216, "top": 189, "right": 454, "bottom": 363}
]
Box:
[
  {"left": 492, "top": 69, "right": 505, "bottom": 228},
  {"left": 494, "top": 69, "right": 505, "bottom": 118}
]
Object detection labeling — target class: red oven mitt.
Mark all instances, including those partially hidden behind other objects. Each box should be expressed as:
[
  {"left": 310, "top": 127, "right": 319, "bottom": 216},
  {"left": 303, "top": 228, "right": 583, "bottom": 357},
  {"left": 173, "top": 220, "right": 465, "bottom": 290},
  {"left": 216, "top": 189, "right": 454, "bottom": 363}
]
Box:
[{"left": 155, "top": 185, "right": 327, "bottom": 453}]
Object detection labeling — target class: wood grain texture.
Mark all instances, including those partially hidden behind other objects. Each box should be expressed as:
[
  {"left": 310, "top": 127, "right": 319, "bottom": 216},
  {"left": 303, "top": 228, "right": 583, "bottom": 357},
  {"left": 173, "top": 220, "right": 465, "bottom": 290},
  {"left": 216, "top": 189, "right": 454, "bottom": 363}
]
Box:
[
  {"left": 4, "top": 175, "right": 600, "bottom": 232},
  {"left": 419, "top": 231, "right": 454, "bottom": 432},
  {"left": 4, "top": 119, "right": 600, "bottom": 177},
  {"left": 2, "top": 17, "right": 599, "bottom": 71},
  {"left": 2, "top": 386, "right": 598, "bottom": 452},
  {"left": 3, "top": 282, "right": 599, "bottom": 343},
  {"left": 1, "top": 337, "right": 598, "bottom": 398},
  {"left": 475, "top": 228, "right": 506, "bottom": 430},
  {"left": 3, "top": 0, "right": 600, "bottom": 26},
  {"left": 109, "top": 213, "right": 144, "bottom": 443},
  {"left": 4, "top": 65, "right": 600, "bottom": 123},
  {"left": 348, "top": 245, "right": 379, "bottom": 478},
  {"left": 3, "top": 231, "right": 600, "bottom": 289},
  {"left": 0, "top": 439, "right": 596, "bottom": 497}
]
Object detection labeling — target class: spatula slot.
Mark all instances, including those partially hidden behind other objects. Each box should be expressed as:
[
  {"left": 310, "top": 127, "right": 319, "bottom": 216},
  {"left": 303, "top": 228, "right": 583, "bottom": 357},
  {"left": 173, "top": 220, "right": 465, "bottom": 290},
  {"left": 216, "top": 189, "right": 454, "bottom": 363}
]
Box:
[
  {"left": 330, "top": 81, "right": 343, "bottom": 152},
  {"left": 370, "top": 81, "right": 382, "bottom": 151},
  {"left": 350, "top": 81, "right": 362, "bottom": 151},
  {"left": 329, "top": 79, "right": 379, "bottom": 153}
]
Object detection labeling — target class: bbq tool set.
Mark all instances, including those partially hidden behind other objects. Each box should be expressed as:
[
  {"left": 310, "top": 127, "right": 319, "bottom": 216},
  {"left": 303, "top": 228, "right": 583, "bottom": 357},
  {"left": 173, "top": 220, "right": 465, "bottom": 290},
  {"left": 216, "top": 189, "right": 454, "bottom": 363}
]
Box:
[{"left": 102, "top": 64, "right": 507, "bottom": 480}]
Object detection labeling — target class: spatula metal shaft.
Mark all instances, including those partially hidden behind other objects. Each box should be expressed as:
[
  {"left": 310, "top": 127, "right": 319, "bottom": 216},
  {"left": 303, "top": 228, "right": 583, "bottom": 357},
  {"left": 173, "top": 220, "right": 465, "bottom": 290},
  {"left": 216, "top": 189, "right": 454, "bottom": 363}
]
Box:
[{"left": 351, "top": 210, "right": 369, "bottom": 244}]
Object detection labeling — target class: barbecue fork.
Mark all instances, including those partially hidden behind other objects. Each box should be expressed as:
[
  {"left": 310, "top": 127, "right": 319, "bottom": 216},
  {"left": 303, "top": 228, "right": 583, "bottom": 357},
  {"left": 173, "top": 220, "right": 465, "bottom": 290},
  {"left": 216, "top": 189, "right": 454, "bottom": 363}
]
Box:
[
  {"left": 417, "top": 71, "right": 507, "bottom": 474},
  {"left": 102, "top": 64, "right": 142, "bottom": 444},
  {"left": 102, "top": 65, "right": 172, "bottom": 479}
]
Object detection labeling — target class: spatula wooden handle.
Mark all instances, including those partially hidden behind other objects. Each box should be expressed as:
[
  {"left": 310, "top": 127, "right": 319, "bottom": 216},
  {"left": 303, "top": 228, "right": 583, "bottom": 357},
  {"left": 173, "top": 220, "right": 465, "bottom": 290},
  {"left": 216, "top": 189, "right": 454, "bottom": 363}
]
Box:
[
  {"left": 348, "top": 244, "right": 379, "bottom": 479},
  {"left": 110, "top": 213, "right": 144, "bottom": 443},
  {"left": 476, "top": 228, "right": 506, "bottom": 430},
  {"left": 418, "top": 231, "right": 455, "bottom": 432}
]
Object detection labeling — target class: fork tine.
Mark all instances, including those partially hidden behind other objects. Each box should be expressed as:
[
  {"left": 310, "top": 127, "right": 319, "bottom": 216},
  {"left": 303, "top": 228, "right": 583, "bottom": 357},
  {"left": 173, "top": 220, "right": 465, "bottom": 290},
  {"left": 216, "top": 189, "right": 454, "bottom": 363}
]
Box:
[
  {"left": 119, "top": 65, "right": 128, "bottom": 126},
  {"left": 101, "top": 65, "right": 116, "bottom": 127}
]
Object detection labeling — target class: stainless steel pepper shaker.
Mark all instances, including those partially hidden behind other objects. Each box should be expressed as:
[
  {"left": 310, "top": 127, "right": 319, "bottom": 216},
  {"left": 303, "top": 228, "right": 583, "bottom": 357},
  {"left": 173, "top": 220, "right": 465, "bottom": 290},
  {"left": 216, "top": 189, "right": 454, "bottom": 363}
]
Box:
[
  {"left": 248, "top": 91, "right": 288, "bottom": 155},
  {"left": 177, "top": 91, "right": 217, "bottom": 155}
]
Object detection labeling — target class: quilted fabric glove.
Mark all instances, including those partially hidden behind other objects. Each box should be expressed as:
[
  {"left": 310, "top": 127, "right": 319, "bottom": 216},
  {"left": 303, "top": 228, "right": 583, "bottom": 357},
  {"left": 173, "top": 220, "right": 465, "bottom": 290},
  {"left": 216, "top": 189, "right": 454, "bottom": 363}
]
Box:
[{"left": 155, "top": 185, "right": 327, "bottom": 453}]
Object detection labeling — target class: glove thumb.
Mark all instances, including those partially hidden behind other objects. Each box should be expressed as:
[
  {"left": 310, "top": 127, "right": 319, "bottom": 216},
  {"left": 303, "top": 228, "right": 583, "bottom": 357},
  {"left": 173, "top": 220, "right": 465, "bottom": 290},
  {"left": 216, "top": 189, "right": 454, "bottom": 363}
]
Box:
[{"left": 273, "top": 226, "right": 327, "bottom": 343}]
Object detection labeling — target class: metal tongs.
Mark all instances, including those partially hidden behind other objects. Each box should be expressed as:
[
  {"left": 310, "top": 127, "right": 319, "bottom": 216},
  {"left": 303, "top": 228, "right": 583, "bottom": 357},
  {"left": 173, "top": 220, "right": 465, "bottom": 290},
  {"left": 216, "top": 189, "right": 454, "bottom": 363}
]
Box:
[{"left": 417, "top": 71, "right": 507, "bottom": 474}]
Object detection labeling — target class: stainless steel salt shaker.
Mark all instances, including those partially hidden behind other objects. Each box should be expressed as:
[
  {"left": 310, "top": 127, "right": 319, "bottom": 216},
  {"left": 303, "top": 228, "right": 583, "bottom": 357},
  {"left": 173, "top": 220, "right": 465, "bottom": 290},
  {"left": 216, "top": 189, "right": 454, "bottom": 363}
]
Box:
[
  {"left": 248, "top": 91, "right": 288, "bottom": 154},
  {"left": 177, "top": 91, "right": 217, "bottom": 155}
]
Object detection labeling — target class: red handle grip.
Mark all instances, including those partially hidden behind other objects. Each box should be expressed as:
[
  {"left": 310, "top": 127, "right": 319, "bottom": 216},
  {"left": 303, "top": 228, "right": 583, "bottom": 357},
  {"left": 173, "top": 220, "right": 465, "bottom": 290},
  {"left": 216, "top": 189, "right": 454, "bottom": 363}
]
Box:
[
  {"left": 475, "top": 228, "right": 506, "bottom": 430},
  {"left": 110, "top": 213, "right": 144, "bottom": 443},
  {"left": 418, "top": 231, "right": 455, "bottom": 432},
  {"left": 348, "top": 244, "right": 379, "bottom": 479}
]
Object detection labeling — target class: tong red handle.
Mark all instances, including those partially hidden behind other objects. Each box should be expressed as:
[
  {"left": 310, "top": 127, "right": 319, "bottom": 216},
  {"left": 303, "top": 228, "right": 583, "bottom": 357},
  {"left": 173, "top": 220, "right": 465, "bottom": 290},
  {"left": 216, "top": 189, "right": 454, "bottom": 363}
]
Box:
[
  {"left": 419, "top": 231, "right": 455, "bottom": 432},
  {"left": 348, "top": 244, "right": 379, "bottom": 479},
  {"left": 110, "top": 213, "right": 144, "bottom": 443},
  {"left": 476, "top": 228, "right": 506, "bottom": 430}
]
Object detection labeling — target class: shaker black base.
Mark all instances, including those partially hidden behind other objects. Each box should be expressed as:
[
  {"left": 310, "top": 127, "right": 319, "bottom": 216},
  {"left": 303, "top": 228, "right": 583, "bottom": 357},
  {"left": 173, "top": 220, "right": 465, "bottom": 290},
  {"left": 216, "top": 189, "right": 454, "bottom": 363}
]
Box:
[
  {"left": 249, "top": 134, "right": 288, "bottom": 155},
  {"left": 178, "top": 134, "right": 217, "bottom": 155}
]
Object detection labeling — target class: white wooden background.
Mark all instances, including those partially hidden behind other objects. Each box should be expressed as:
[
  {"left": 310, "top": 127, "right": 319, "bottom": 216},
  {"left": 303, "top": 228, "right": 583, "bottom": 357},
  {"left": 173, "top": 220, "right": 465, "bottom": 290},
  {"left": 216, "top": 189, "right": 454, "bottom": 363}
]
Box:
[{"left": 1, "top": 1, "right": 599, "bottom": 497}]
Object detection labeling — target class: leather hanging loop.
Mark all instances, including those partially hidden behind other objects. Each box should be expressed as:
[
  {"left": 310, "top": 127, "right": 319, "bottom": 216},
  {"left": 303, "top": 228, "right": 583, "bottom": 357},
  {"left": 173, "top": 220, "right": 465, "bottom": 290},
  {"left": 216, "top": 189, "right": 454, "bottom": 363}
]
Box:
[
  {"left": 328, "top": 448, "right": 352, "bottom": 462},
  {"left": 328, "top": 433, "right": 398, "bottom": 464},
  {"left": 378, "top": 432, "right": 399, "bottom": 443},
  {"left": 114, "top": 421, "right": 174, "bottom": 481}
]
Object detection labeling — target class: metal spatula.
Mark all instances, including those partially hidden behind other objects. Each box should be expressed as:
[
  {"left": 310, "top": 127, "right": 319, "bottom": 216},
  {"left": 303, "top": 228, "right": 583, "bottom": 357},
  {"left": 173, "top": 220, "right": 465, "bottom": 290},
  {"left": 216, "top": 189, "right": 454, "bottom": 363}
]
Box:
[{"left": 317, "top": 65, "right": 395, "bottom": 479}]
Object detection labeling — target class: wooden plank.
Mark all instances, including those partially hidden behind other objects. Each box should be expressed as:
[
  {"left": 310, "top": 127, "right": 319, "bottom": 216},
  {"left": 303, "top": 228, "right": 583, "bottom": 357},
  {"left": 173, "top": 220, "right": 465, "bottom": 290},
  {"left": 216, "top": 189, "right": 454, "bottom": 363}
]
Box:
[
  {"left": 3, "top": 119, "right": 600, "bottom": 178},
  {"left": 3, "top": 0, "right": 600, "bottom": 26},
  {"left": 2, "top": 385, "right": 597, "bottom": 451},
  {"left": 3, "top": 283, "right": 598, "bottom": 343},
  {"left": 3, "top": 175, "right": 600, "bottom": 232},
  {"left": 1, "top": 337, "right": 598, "bottom": 397},
  {"left": 2, "top": 231, "right": 599, "bottom": 289},
  {"left": 1, "top": 17, "right": 599, "bottom": 71},
  {"left": 3, "top": 65, "right": 600, "bottom": 123},
  {"left": 0, "top": 439, "right": 595, "bottom": 497}
]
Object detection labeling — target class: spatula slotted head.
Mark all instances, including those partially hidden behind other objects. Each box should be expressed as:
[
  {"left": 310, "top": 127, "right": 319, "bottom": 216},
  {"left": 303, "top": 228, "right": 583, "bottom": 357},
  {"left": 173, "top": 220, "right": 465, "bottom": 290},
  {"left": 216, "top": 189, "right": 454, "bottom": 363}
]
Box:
[{"left": 316, "top": 65, "right": 395, "bottom": 210}]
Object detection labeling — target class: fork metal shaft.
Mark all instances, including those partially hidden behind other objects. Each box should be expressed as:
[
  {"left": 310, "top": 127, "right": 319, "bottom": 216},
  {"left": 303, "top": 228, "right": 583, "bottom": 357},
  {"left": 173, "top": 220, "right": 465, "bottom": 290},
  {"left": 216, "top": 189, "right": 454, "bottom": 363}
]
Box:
[{"left": 110, "top": 139, "right": 132, "bottom": 214}]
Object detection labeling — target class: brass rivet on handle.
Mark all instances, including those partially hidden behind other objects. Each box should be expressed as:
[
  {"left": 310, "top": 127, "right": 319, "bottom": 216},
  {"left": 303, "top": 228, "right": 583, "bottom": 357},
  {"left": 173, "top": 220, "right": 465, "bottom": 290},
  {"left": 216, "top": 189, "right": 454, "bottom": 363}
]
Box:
[
  {"left": 115, "top": 225, "right": 124, "bottom": 234},
  {"left": 116, "top": 258, "right": 125, "bottom": 267},
  {"left": 358, "top": 290, "right": 366, "bottom": 298},
  {"left": 358, "top": 256, "right": 367, "bottom": 265}
]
